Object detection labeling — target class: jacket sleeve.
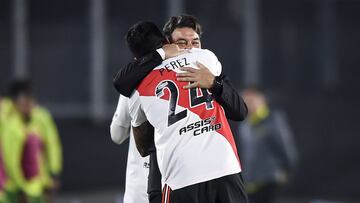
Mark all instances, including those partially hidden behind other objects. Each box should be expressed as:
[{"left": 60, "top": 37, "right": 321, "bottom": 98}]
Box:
[
  {"left": 271, "top": 111, "right": 298, "bottom": 173},
  {"left": 211, "top": 75, "right": 248, "bottom": 121},
  {"left": 2, "top": 120, "right": 27, "bottom": 191},
  {"left": 40, "top": 108, "right": 63, "bottom": 176},
  {"left": 113, "top": 51, "right": 163, "bottom": 97}
]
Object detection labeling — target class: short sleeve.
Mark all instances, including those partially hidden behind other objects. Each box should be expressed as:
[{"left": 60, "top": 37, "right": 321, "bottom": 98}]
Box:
[
  {"left": 197, "top": 49, "right": 222, "bottom": 76},
  {"left": 128, "top": 91, "right": 147, "bottom": 127}
]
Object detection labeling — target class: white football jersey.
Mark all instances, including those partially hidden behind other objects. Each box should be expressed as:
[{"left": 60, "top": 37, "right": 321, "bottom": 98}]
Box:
[
  {"left": 111, "top": 95, "right": 149, "bottom": 203},
  {"left": 129, "top": 48, "right": 241, "bottom": 190}
]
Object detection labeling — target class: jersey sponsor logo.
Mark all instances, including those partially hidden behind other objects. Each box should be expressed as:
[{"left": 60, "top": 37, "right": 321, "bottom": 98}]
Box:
[{"left": 179, "top": 116, "right": 222, "bottom": 136}]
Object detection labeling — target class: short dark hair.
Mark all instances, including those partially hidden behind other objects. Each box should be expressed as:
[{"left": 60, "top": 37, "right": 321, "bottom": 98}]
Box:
[
  {"left": 163, "top": 14, "right": 202, "bottom": 41},
  {"left": 8, "top": 79, "right": 32, "bottom": 99},
  {"left": 125, "top": 21, "right": 166, "bottom": 59}
]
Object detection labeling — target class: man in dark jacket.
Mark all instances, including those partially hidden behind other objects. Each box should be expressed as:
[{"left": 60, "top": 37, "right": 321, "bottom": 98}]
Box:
[{"left": 238, "top": 87, "right": 298, "bottom": 203}]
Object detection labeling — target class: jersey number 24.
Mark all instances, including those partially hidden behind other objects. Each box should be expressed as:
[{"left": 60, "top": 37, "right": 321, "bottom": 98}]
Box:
[{"left": 155, "top": 80, "right": 214, "bottom": 127}]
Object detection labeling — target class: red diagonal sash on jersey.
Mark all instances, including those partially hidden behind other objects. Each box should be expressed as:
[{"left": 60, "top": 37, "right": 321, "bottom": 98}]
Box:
[{"left": 137, "top": 69, "right": 241, "bottom": 166}]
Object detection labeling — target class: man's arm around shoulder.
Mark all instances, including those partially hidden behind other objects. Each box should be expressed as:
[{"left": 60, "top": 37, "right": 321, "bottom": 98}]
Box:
[{"left": 113, "top": 44, "right": 186, "bottom": 97}]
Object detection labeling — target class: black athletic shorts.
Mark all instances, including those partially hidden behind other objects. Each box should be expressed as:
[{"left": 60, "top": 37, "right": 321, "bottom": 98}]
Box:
[
  {"left": 148, "top": 150, "right": 162, "bottom": 203},
  {"left": 162, "top": 173, "right": 248, "bottom": 203}
]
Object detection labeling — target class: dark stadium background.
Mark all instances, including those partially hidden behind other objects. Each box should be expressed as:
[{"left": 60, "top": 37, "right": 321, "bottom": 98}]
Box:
[{"left": 0, "top": 0, "right": 359, "bottom": 202}]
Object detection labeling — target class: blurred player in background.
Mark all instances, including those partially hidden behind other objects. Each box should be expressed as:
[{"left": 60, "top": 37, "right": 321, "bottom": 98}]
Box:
[
  {"left": 1, "top": 80, "right": 62, "bottom": 203},
  {"left": 238, "top": 87, "right": 298, "bottom": 203},
  {"left": 126, "top": 21, "right": 248, "bottom": 203},
  {"left": 2, "top": 80, "right": 43, "bottom": 203}
]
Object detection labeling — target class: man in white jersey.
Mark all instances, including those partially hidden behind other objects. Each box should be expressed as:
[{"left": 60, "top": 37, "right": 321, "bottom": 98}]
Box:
[
  {"left": 126, "top": 21, "right": 248, "bottom": 203},
  {"left": 110, "top": 95, "right": 150, "bottom": 203},
  {"left": 110, "top": 44, "right": 186, "bottom": 203}
]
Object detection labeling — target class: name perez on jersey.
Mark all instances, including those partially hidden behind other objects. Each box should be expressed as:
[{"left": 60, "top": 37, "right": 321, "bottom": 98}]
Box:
[
  {"left": 159, "top": 57, "right": 190, "bottom": 76},
  {"left": 179, "top": 116, "right": 222, "bottom": 136}
]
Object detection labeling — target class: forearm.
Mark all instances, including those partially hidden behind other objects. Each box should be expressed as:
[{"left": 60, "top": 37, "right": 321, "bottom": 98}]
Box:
[
  {"left": 110, "top": 122, "right": 130, "bottom": 144},
  {"left": 132, "top": 121, "right": 154, "bottom": 157}
]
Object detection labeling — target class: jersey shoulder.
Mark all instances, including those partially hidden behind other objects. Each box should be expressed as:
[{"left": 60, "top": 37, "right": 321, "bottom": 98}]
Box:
[{"left": 191, "top": 48, "right": 222, "bottom": 76}]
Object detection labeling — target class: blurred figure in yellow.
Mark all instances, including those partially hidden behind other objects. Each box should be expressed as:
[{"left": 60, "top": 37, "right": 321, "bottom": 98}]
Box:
[
  {"left": 238, "top": 87, "right": 298, "bottom": 203},
  {"left": 1, "top": 80, "right": 62, "bottom": 203}
]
